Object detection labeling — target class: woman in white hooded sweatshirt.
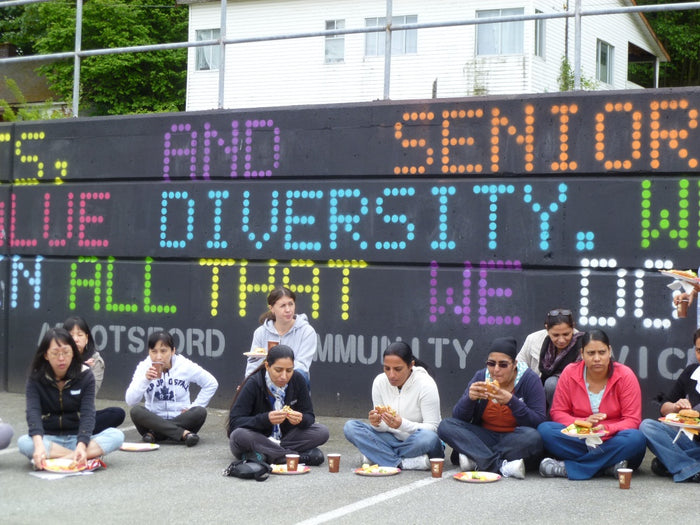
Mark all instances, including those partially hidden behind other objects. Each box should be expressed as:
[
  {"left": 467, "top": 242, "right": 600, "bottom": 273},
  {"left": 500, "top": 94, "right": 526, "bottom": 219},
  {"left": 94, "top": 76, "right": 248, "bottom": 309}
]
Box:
[
  {"left": 245, "top": 286, "right": 318, "bottom": 388},
  {"left": 343, "top": 341, "right": 444, "bottom": 470}
]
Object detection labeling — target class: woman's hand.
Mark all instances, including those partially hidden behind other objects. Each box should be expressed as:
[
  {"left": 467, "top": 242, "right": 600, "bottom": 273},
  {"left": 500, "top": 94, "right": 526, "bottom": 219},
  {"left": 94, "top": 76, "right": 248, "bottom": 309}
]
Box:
[
  {"left": 85, "top": 358, "right": 96, "bottom": 367},
  {"left": 32, "top": 442, "right": 47, "bottom": 470},
  {"left": 674, "top": 398, "right": 692, "bottom": 411},
  {"left": 469, "top": 381, "right": 490, "bottom": 401},
  {"left": 285, "top": 410, "right": 303, "bottom": 425},
  {"left": 381, "top": 412, "right": 402, "bottom": 429},
  {"left": 586, "top": 413, "right": 607, "bottom": 431},
  {"left": 145, "top": 366, "right": 159, "bottom": 381},
  {"left": 490, "top": 388, "right": 513, "bottom": 405},
  {"left": 368, "top": 408, "right": 381, "bottom": 427},
  {"left": 73, "top": 442, "right": 87, "bottom": 466},
  {"left": 268, "top": 410, "right": 287, "bottom": 425}
]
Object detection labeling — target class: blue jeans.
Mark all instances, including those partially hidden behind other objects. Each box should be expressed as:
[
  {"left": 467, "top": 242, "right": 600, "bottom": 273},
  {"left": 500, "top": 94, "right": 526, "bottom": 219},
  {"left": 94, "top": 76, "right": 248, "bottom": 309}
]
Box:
[
  {"left": 17, "top": 427, "right": 124, "bottom": 459},
  {"left": 343, "top": 420, "right": 444, "bottom": 467},
  {"left": 537, "top": 421, "right": 647, "bottom": 480},
  {"left": 438, "top": 417, "right": 543, "bottom": 472},
  {"left": 640, "top": 418, "right": 700, "bottom": 482}
]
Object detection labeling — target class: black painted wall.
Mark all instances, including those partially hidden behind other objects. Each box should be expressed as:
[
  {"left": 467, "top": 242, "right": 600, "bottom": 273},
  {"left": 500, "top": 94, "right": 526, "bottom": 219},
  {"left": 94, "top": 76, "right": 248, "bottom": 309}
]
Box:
[{"left": 1, "top": 88, "right": 700, "bottom": 418}]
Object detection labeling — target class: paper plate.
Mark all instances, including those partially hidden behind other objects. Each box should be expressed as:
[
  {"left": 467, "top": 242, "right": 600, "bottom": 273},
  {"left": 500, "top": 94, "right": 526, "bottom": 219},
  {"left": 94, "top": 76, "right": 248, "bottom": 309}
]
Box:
[
  {"left": 271, "top": 464, "right": 311, "bottom": 475},
  {"left": 42, "top": 457, "right": 104, "bottom": 473},
  {"left": 354, "top": 466, "right": 401, "bottom": 476},
  {"left": 243, "top": 351, "right": 267, "bottom": 358},
  {"left": 453, "top": 471, "right": 501, "bottom": 483},
  {"left": 659, "top": 270, "right": 700, "bottom": 285},
  {"left": 659, "top": 416, "right": 700, "bottom": 430},
  {"left": 560, "top": 428, "right": 607, "bottom": 439},
  {"left": 120, "top": 442, "right": 161, "bottom": 452}
]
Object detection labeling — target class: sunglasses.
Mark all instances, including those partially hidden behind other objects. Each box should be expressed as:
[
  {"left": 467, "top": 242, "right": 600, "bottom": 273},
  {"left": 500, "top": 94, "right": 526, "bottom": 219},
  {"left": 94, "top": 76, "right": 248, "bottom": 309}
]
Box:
[
  {"left": 547, "top": 309, "right": 572, "bottom": 317},
  {"left": 486, "top": 360, "right": 512, "bottom": 369}
]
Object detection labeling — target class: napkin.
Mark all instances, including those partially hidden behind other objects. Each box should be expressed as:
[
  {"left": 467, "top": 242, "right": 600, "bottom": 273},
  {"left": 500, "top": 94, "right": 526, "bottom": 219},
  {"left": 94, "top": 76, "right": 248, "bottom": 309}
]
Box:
[
  {"left": 585, "top": 435, "right": 604, "bottom": 447},
  {"left": 667, "top": 279, "right": 697, "bottom": 295}
]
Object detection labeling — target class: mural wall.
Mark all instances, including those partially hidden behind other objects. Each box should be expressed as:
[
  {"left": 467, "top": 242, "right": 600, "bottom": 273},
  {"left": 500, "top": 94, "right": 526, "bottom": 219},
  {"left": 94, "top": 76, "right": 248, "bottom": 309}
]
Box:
[{"left": 1, "top": 87, "right": 699, "bottom": 417}]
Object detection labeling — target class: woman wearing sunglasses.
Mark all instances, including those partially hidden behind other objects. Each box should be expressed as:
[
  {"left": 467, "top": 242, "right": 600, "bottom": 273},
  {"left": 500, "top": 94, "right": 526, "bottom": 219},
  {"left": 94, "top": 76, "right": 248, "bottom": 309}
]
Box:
[
  {"left": 517, "top": 308, "right": 583, "bottom": 409},
  {"left": 438, "top": 337, "right": 546, "bottom": 479},
  {"left": 537, "top": 329, "right": 647, "bottom": 479}
]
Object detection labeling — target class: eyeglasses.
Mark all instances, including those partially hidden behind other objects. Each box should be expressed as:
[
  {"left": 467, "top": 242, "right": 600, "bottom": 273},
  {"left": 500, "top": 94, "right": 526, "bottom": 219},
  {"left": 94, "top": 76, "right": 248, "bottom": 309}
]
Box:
[
  {"left": 486, "top": 360, "right": 512, "bottom": 369},
  {"left": 547, "top": 309, "right": 572, "bottom": 317},
  {"left": 47, "top": 348, "right": 72, "bottom": 358}
]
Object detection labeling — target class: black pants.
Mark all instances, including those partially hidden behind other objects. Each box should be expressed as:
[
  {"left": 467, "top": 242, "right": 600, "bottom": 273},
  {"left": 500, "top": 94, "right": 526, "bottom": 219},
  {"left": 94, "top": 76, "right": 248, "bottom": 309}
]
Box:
[
  {"left": 130, "top": 405, "right": 207, "bottom": 442},
  {"left": 94, "top": 407, "right": 126, "bottom": 434}
]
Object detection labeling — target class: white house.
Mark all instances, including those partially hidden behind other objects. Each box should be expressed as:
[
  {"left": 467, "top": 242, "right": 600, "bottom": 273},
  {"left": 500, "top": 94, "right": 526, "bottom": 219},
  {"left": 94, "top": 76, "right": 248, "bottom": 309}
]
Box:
[{"left": 177, "top": 0, "right": 669, "bottom": 111}]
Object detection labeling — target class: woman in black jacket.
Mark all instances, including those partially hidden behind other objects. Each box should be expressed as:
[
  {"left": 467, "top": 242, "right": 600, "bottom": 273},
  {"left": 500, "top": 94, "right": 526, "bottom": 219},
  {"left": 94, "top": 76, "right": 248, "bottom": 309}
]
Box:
[
  {"left": 17, "top": 328, "right": 124, "bottom": 469},
  {"left": 227, "top": 345, "right": 328, "bottom": 466}
]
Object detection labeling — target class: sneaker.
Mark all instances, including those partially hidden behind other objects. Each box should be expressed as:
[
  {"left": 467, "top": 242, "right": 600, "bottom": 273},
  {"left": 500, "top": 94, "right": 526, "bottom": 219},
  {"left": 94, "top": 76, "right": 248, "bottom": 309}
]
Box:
[
  {"left": 500, "top": 458, "right": 525, "bottom": 479},
  {"left": 651, "top": 457, "right": 671, "bottom": 477},
  {"left": 184, "top": 433, "right": 199, "bottom": 447},
  {"left": 240, "top": 451, "right": 266, "bottom": 463},
  {"left": 459, "top": 453, "right": 477, "bottom": 471},
  {"left": 361, "top": 455, "right": 371, "bottom": 465},
  {"left": 401, "top": 454, "right": 431, "bottom": 471},
  {"left": 539, "top": 457, "right": 567, "bottom": 478},
  {"left": 299, "top": 448, "right": 325, "bottom": 466},
  {"left": 688, "top": 472, "right": 700, "bottom": 482},
  {"left": 142, "top": 432, "right": 156, "bottom": 444},
  {"left": 603, "top": 460, "right": 627, "bottom": 478}
]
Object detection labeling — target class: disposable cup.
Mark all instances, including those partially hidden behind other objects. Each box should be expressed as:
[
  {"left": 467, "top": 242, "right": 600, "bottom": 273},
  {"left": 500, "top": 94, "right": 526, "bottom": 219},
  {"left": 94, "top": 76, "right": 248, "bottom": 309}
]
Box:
[
  {"left": 677, "top": 299, "right": 689, "bottom": 318},
  {"left": 328, "top": 453, "right": 341, "bottom": 473},
  {"left": 430, "top": 458, "right": 444, "bottom": 478},
  {"left": 286, "top": 454, "right": 300, "bottom": 472},
  {"left": 268, "top": 340, "right": 280, "bottom": 351},
  {"left": 152, "top": 361, "right": 164, "bottom": 378},
  {"left": 618, "top": 468, "right": 632, "bottom": 489}
]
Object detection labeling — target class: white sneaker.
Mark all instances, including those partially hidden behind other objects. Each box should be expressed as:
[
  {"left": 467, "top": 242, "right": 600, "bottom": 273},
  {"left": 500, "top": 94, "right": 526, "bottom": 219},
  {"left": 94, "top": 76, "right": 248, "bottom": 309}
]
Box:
[
  {"left": 401, "top": 454, "right": 431, "bottom": 470},
  {"left": 500, "top": 458, "right": 525, "bottom": 479},
  {"left": 459, "top": 453, "right": 477, "bottom": 471}
]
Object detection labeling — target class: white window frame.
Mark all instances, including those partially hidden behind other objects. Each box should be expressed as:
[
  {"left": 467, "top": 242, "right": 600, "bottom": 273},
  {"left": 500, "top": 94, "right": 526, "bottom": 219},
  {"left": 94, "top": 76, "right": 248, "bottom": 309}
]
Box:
[
  {"left": 195, "top": 28, "right": 221, "bottom": 71},
  {"left": 596, "top": 39, "right": 614, "bottom": 84},
  {"left": 365, "top": 15, "right": 418, "bottom": 57},
  {"left": 534, "top": 10, "right": 545, "bottom": 58},
  {"left": 476, "top": 8, "right": 524, "bottom": 56},
  {"left": 325, "top": 19, "right": 345, "bottom": 64}
]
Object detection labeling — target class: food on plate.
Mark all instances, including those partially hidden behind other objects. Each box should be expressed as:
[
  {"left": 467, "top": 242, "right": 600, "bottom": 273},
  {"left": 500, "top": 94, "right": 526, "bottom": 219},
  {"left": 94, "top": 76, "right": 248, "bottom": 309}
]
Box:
[
  {"left": 563, "top": 420, "right": 597, "bottom": 434},
  {"left": 358, "top": 463, "right": 397, "bottom": 475},
  {"left": 374, "top": 405, "right": 398, "bottom": 417},
  {"left": 43, "top": 458, "right": 85, "bottom": 472},
  {"left": 251, "top": 347, "right": 267, "bottom": 355},
  {"left": 667, "top": 410, "right": 700, "bottom": 425},
  {"left": 665, "top": 269, "right": 699, "bottom": 280}
]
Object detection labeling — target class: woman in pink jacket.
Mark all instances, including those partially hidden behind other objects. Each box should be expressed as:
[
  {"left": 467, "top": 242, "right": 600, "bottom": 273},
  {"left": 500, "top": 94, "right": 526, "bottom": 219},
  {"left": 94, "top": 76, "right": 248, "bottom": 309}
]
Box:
[{"left": 536, "top": 329, "right": 647, "bottom": 479}]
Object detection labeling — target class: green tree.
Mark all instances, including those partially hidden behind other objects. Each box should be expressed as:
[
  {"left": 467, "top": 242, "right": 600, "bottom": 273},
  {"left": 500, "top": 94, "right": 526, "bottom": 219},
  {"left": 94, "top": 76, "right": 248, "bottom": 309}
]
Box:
[
  {"left": 0, "top": 0, "right": 188, "bottom": 116},
  {"left": 633, "top": 0, "right": 700, "bottom": 87}
]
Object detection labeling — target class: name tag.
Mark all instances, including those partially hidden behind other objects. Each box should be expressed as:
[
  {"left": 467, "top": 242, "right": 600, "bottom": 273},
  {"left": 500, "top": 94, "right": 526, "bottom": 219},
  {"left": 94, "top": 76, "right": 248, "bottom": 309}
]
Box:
[{"left": 70, "top": 389, "right": 81, "bottom": 395}]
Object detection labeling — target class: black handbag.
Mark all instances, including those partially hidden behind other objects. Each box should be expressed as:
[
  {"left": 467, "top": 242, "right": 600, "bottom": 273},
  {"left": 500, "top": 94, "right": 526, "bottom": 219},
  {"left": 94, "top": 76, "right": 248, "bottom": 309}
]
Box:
[{"left": 222, "top": 459, "right": 272, "bottom": 481}]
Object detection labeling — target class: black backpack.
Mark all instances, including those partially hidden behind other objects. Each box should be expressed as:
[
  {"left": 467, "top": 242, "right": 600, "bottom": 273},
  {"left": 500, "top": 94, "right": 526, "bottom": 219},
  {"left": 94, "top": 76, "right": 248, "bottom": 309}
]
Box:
[{"left": 222, "top": 459, "right": 272, "bottom": 482}]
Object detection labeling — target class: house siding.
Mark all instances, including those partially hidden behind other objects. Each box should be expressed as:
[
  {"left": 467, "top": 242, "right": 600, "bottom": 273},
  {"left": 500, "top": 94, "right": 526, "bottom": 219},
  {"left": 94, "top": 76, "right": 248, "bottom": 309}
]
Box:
[{"left": 184, "top": 0, "right": 665, "bottom": 110}]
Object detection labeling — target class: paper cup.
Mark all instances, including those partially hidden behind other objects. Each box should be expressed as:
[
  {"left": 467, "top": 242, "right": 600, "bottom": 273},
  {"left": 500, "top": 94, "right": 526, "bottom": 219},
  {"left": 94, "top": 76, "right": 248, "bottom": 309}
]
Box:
[
  {"left": 677, "top": 299, "right": 689, "bottom": 318},
  {"left": 286, "top": 454, "right": 300, "bottom": 472},
  {"left": 328, "top": 453, "right": 341, "bottom": 473},
  {"left": 152, "top": 361, "right": 164, "bottom": 378},
  {"left": 430, "top": 458, "right": 444, "bottom": 478},
  {"left": 618, "top": 468, "right": 632, "bottom": 489},
  {"left": 267, "top": 340, "right": 280, "bottom": 351}
]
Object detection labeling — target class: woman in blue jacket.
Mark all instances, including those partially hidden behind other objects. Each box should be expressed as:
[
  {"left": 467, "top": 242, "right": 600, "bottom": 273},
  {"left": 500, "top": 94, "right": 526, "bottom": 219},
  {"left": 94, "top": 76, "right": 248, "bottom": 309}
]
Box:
[{"left": 438, "top": 337, "right": 546, "bottom": 479}]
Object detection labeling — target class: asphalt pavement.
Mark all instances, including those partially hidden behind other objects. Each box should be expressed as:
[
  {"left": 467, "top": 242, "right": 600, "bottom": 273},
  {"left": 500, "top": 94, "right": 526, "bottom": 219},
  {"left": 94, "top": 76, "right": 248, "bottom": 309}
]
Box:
[{"left": 0, "top": 391, "right": 695, "bottom": 525}]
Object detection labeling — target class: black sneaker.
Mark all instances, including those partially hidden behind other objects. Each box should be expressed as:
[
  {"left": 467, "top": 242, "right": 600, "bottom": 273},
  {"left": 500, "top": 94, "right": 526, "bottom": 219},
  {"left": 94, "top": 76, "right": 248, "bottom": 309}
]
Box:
[
  {"left": 142, "top": 432, "right": 156, "bottom": 444},
  {"left": 299, "top": 448, "right": 324, "bottom": 466},
  {"left": 184, "top": 433, "right": 199, "bottom": 447},
  {"left": 651, "top": 457, "right": 671, "bottom": 477}
]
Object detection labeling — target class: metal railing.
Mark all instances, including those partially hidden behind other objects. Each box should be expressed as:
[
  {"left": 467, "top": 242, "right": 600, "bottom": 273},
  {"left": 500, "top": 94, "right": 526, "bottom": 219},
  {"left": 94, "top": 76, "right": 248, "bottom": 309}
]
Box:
[{"left": 1, "top": 0, "right": 700, "bottom": 116}]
